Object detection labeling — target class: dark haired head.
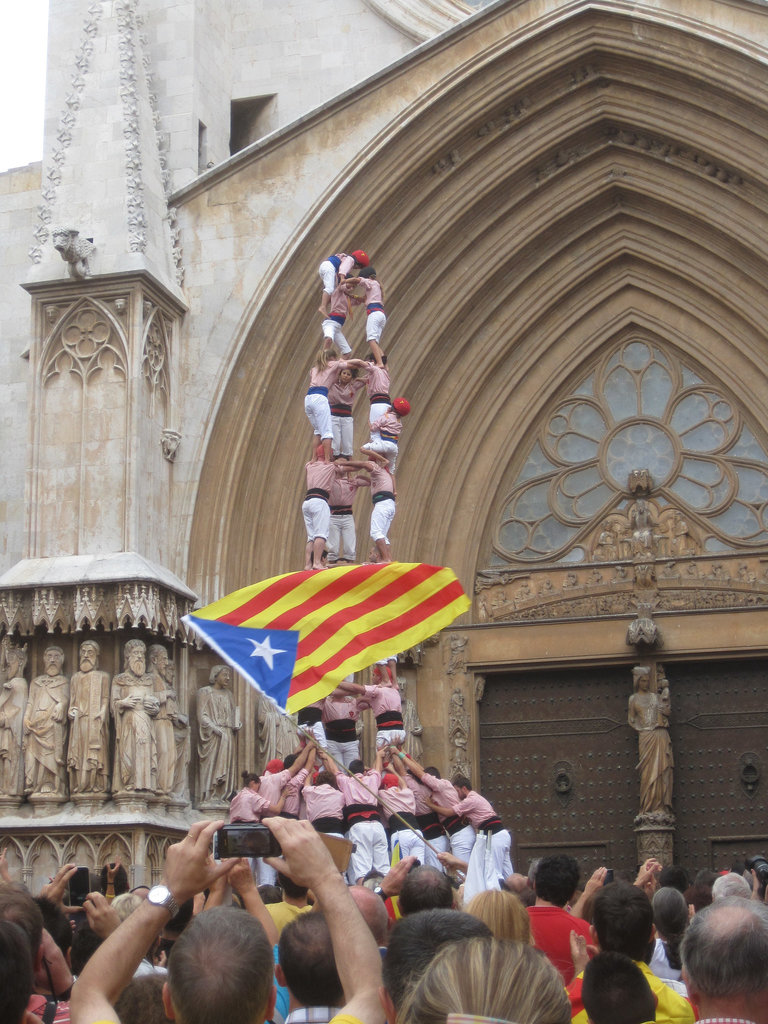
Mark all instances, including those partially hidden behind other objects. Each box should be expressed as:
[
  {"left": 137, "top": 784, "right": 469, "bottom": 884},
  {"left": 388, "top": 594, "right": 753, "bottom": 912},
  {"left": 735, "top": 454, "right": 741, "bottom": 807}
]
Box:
[
  {"left": 451, "top": 774, "right": 471, "bottom": 791},
  {"left": 357, "top": 266, "right": 376, "bottom": 279},
  {"left": 34, "top": 895, "right": 72, "bottom": 956},
  {"left": 349, "top": 759, "right": 365, "bottom": 775},
  {"left": 241, "top": 771, "right": 260, "bottom": 786},
  {"left": 70, "top": 922, "right": 104, "bottom": 975},
  {"left": 283, "top": 753, "right": 298, "bottom": 771},
  {"left": 278, "top": 911, "right": 343, "bottom": 1007},
  {"left": 534, "top": 855, "right": 581, "bottom": 908},
  {"left": 366, "top": 354, "right": 387, "bottom": 365},
  {"left": 383, "top": 909, "right": 491, "bottom": 1011},
  {"left": 658, "top": 864, "right": 690, "bottom": 894},
  {"left": 114, "top": 974, "right": 167, "bottom": 1024},
  {"left": 582, "top": 951, "right": 655, "bottom": 1024},
  {"left": 0, "top": 920, "right": 34, "bottom": 1024},
  {"left": 399, "top": 866, "right": 454, "bottom": 915},
  {"left": 592, "top": 882, "right": 653, "bottom": 961},
  {"left": 278, "top": 871, "right": 309, "bottom": 901},
  {"left": 314, "top": 770, "right": 337, "bottom": 788}
]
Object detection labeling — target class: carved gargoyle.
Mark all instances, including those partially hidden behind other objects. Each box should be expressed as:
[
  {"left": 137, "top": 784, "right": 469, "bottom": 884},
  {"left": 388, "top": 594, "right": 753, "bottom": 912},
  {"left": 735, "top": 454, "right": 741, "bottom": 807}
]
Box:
[{"left": 52, "top": 228, "right": 94, "bottom": 279}]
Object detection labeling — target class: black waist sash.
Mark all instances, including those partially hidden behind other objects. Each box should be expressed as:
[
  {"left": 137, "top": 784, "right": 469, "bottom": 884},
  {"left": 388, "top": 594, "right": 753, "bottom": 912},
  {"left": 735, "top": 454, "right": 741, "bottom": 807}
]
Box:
[
  {"left": 312, "top": 815, "right": 346, "bottom": 834},
  {"left": 345, "top": 802, "right": 381, "bottom": 827},
  {"left": 375, "top": 710, "right": 404, "bottom": 730},
  {"left": 477, "top": 815, "right": 504, "bottom": 835},
  {"left": 417, "top": 811, "right": 445, "bottom": 840},
  {"left": 297, "top": 706, "right": 323, "bottom": 726},
  {"left": 325, "top": 719, "right": 357, "bottom": 742}
]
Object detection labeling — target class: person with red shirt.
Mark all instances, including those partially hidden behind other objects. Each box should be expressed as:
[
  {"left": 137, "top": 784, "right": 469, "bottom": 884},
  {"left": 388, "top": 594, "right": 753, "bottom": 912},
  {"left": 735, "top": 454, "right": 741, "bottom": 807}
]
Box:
[{"left": 527, "top": 854, "right": 593, "bottom": 985}]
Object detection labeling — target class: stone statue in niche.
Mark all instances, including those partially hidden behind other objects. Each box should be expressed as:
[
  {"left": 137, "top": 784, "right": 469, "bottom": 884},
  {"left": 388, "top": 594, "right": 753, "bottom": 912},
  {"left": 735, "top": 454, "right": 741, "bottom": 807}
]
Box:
[
  {"left": 398, "top": 676, "right": 423, "bottom": 761},
  {"left": 446, "top": 634, "right": 468, "bottom": 676},
  {"left": 257, "top": 694, "right": 297, "bottom": 767},
  {"left": 52, "top": 227, "right": 94, "bottom": 278},
  {"left": 448, "top": 688, "right": 470, "bottom": 778},
  {"left": 627, "top": 665, "right": 673, "bottom": 815},
  {"left": 197, "top": 665, "right": 240, "bottom": 805},
  {"left": 67, "top": 640, "right": 111, "bottom": 795},
  {"left": 23, "top": 646, "right": 70, "bottom": 797},
  {"left": 164, "top": 660, "right": 189, "bottom": 802},
  {"left": 0, "top": 643, "right": 28, "bottom": 797},
  {"left": 148, "top": 644, "right": 176, "bottom": 796},
  {"left": 112, "top": 639, "right": 160, "bottom": 793}
]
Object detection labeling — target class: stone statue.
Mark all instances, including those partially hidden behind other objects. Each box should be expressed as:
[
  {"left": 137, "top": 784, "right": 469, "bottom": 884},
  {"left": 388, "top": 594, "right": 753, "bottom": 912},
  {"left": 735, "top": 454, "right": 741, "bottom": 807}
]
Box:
[
  {"left": 67, "top": 640, "right": 111, "bottom": 795},
  {"left": 397, "top": 676, "right": 423, "bottom": 761},
  {"left": 0, "top": 643, "right": 28, "bottom": 797},
  {"left": 446, "top": 634, "right": 468, "bottom": 675},
  {"left": 111, "top": 639, "right": 160, "bottom": 793},
  {"left": 197, "top": 665, "right": 240, "bottom": 805},
  {"left": 147, "top": 644, "right": 175, "bottom": 796},
  {"left": 23, "top": 646, "right": 70, "bottom": 797},
  {"left": 627, "top": 665, "right": 673, "bottom": 814},
  {"left": 164, "top": 661, "right": 189, "bottom": 801},
  {"left": 448, "top": 688, "right": 470, "bottom": 778},
  {"left": 257, "top": 694, "right": 297, "bottom": 766},
  {"left": 52, "top": 227, "right": 94, "bottom": 278}
]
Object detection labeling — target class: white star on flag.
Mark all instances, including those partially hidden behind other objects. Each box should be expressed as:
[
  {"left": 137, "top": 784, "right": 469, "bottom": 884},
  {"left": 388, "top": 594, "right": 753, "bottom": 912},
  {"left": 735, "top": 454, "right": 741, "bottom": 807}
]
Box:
[{"left": 247, "top": 636, "right": 286, "bottom": 671}]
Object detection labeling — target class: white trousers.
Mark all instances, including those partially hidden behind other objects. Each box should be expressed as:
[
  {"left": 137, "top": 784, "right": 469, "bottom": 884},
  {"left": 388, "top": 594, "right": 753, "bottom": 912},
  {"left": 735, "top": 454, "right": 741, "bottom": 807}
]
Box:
[
  {"left": 322, "top": 318, "right": 351, "bottom": 355},
  {"left": 325, "top": 737, "right": 359, "bottom": 767},
  {"left": 328, "top": 513, "right": 356, "bottom": 562},
  {"left": 305, "top": 392, "right": 332, "bottom": 439},
  {"left": 346, "top": 819, "right": 390, "bottom": 882}
]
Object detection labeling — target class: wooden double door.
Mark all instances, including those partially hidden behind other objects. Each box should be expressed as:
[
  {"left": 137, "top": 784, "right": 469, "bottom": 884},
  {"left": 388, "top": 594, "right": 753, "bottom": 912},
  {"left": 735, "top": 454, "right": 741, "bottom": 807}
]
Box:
[{"left": 478, "top": 659, "right": 768, "bottom": 876}]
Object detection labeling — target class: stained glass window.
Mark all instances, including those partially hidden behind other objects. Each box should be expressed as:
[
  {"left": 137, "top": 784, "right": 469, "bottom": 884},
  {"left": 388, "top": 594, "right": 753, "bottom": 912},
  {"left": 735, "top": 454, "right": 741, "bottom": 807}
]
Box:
[{"left": 492, "top": 341, "right": 768, "bottom": 564}]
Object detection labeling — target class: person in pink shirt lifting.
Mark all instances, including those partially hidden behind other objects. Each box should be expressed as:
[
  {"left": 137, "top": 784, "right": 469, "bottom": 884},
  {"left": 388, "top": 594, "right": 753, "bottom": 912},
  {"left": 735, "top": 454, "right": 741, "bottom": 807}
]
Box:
[
  {"left": 362, "top": 397, "right": 409, "bottom": 474},
  {"left": 318, "top": 249, "right": 369, "bottom": 316},
  {"left": 328, "top": 366, "right": 367, "bottom": 458},
  {"left": 342, "top": 265, "right": 386, "bottom": 364},
  {"left": 341, "top": 659, "right": 406, "bottom": 750},
  {"left": 321, "top": 281, "right": 364, "bottom": 356},
  {"left": 302, "top": 446, "right": 369, "bottom": 570},
  {"left": 427, "top": 774, "right": 514, "bottom": 884},
  {"left": 363, "top": 451, "right": 397, "bottom": 562},
  {"left": 305, "top": 347, "right": 368, "bottom": 462},
  {"left": 327, "top": 459, "right": 370, "bottom": 565},
  {"left": 364, "top": 353, "right": 392, "bottom": 428}
]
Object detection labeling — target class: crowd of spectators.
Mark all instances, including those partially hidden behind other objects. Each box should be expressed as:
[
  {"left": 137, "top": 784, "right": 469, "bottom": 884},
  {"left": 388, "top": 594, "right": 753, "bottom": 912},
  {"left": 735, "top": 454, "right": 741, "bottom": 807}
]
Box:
[{"left": 2, "top": 788, "right": 768, "bottom": 1024}]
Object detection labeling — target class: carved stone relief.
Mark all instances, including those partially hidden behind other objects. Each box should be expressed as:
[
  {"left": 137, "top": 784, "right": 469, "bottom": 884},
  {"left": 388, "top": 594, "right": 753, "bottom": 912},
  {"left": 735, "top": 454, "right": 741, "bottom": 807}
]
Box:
[
  {"left": 112, "top": 639, "right": 160, "bottom": 796},
  {"left": 0, "top": 640, "right": 28, "bottom": 803},
  {"left": 52, "top": 229, "right": 95, "bottom": 278},
  {"left": 23, "top": 646, "right": 70, "bottom": 801},
  {"left": 197, "top": 665, "right": 240, "bottom": 808},
  {"left": 448, "top": 688, "right": 470, "bottom": 779},
  {"left": 42, "top": 300, "right": 128, "bottom": 386},
  {"left": 68, "top": 640, "right": 111, "bottom": 798}
]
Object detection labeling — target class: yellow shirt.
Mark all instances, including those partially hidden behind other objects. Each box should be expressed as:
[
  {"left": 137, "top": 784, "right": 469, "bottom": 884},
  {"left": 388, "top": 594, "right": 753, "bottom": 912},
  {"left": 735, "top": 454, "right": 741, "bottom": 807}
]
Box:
[
  {"left": 266, "top": 900, "right": 313, "bottom": 935},
  {"left": 570, "top": 960, "right": 694, "bottom": 1024}
]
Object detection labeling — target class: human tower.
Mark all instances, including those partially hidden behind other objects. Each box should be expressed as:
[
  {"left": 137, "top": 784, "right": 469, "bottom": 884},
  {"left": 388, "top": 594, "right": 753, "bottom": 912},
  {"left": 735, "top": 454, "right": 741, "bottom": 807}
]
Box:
[{"left": 301, "top": 247, "right": 410, "bottom": 571}]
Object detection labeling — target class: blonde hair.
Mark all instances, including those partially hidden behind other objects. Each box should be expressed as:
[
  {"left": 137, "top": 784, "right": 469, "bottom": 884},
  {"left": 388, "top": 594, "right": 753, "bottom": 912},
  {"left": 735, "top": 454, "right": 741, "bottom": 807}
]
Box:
[
  {"left": 112, "top": 892, "right": 143, "bottom": 922},
  {"left": 314, "top": 346, "right": 339, "bottom": 371},
  {"left": 398, "top": 936, "right": 570, "bottom": 1024},
  {"left": 465, "top": 888, "right": 532, "bottom": 944}
]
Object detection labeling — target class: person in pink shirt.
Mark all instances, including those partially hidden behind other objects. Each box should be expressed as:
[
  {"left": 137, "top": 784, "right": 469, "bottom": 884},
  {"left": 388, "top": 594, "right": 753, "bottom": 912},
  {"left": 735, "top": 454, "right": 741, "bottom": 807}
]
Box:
[
  {"left": 317, "top": 249, "right": 369, "bottom": 316},
  {"left": 428, "top": 774, "right": 514, "bottom": 883},
  {"left": 397, "top": 752, "right": 451, "bottom": 869},
  {"left": 324, "top": 748, "right": 390, "bottom": 882},
  {"left": 341, "top": 661, "right": 405, "bottom": 749},
  {"left": 229, "top": 769, "right": 287, "bottom": 822},
  {"left": 281, "top": 750, "right": 310, "bottom": 818},
  {"left": 404, "top": 754, "right": 475, "bottom": 863},
  {"left": 305, "top": 348, "right": 368, "bottom": 462},
  {"left": 328, "top": 460, "right": 370, "bottom": 564},
  {"left": 303, "top": 767, "right": 346, "bottom": 838},
  {"left": 321, "top": 282, "right": 364, "bottom": 356},
  {"left": 383, "top": 754, "right": 425, "bottom": 862},
  {"left": 343, "top": 266, "right": 386, "bottom": 364},
  {"left": 322, "top": 686, "right": 361, "bottom": 766},
  {"left": 302, "top": 447, "right": 369, "bottom": 570},
  {"left": 363, "top": 453, "right": 396, "bottom": 562},
  {"left": 329, "top": 366, "right": 367, "bottom": 458},
  {"left": 364, "top": 354, "right": 392, "bottom": 427},
  {"left": 362, "top": 397, "right": 410, "bottom": 474}
]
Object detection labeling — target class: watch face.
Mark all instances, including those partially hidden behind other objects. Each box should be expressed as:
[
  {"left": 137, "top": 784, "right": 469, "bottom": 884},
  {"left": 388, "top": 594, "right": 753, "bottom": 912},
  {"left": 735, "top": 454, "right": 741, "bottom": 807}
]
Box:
[{"left": 149, "top": 884, "right": 173, "bottom": 908}]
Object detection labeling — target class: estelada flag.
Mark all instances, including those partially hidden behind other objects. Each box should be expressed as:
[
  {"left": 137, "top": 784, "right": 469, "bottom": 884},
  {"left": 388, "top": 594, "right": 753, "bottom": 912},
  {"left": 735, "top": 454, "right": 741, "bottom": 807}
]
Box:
[{"left": 183, "top": 562, "right": 469, "bottom": 713}]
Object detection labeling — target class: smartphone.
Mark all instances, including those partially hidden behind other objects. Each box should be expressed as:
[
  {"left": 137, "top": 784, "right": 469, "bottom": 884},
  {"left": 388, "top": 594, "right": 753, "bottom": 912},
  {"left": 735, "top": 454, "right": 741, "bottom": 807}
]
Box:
[
  {"left": 213, "top": 824, "right": 282, "bottom": 859},
  {"left": 68, "top": 866, "right": 91, "bottom": 907},
  {"left": 603, "top": 868, "right": 614, "bottom": 885}
]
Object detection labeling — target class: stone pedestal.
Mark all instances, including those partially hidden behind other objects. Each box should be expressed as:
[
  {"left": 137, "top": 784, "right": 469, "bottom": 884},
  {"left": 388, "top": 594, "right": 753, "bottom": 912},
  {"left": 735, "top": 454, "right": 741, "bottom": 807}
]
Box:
[
  {"left": 634, "top": 811, "right": 676, "bottom": 865},
  {"left": 28, "top": 793, "right": 68, "bottom": 817}
]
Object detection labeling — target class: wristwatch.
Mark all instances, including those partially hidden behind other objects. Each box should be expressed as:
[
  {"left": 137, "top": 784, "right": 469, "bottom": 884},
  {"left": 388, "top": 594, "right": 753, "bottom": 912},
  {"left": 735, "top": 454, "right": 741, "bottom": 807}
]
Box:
[
  {"left": 373, "top": 885, "right": 387, "bottom": 900},
  {"left": 147, "top": 883, "right": 180, "bottom": 918}
]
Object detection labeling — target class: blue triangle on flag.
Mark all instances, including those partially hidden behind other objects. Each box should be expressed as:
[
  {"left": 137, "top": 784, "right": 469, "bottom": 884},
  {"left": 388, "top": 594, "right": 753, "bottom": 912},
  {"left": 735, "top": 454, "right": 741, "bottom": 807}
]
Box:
[{"left": 185, "top": 616, "right": 299, "bottom": 709}]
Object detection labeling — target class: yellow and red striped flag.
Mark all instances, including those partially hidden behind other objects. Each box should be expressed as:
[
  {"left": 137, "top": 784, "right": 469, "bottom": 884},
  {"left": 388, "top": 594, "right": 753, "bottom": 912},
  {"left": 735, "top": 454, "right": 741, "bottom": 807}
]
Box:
[{"left": 183, "top": 562, "right": 469, "bottom": 713}]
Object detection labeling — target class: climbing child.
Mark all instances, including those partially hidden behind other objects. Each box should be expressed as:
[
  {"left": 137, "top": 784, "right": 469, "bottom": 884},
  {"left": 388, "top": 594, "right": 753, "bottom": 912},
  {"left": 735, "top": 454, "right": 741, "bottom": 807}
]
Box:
[
  {"left": 342, "top": 265, "right": 386, "bottom": 364},
  {"left": 362, "top": 396, "right": 410, "bottom": 474},
  {"left": 317, "top": 249, "right": 369, "bottom": 316},
  {"left": 329, "top": 366, "right": 367, "bottom": 457},
  {"left": 305, "top": 347, "right": 368, "bottom": 461}
]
